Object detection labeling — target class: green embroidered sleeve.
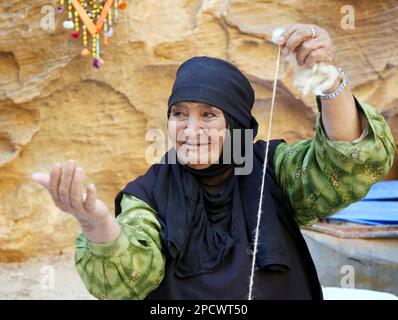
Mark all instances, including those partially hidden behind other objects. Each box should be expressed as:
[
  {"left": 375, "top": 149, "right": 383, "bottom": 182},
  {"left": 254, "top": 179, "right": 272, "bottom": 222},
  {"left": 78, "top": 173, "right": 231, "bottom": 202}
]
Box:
[
  {"left": 273, "top": 96, "right": 396, "bottom": 227},
  {"left": 74, "top": 194, "right": 165, "bottom": 300}
]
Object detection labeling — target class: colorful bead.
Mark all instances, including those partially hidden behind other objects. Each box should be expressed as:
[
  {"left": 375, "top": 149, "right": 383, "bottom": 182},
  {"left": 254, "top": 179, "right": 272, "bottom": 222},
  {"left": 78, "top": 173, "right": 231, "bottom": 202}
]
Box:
[
  {"left": 71, "top": 31, "right": 81, "bottom": 38},
  {"left": 104, "top": 27, "right": 113, "bottom": 38},
  {"left": 114, "top": 0, "right": 119, "bottom": 21},
  {"left": 81, "top": 48, "right": 91, "bottom": 56},
  {"left": 63, "top": 20, "right": 74, "bottom": 29},
  {"left": 92, "top": 58, "right": 101, "bottom": 69},
  {"left": 108, "top": 8, "right": 112, "bottom": 26},
  {"left": 118, "top": 0, "right": 127, "bottom": 10}
]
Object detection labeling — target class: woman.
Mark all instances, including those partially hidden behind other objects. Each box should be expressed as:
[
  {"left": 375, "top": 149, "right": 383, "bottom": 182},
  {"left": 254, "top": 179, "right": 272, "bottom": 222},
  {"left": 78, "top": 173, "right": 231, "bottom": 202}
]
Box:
[{"left": 32, "top": 24, "right": 396, "bottom": 300}]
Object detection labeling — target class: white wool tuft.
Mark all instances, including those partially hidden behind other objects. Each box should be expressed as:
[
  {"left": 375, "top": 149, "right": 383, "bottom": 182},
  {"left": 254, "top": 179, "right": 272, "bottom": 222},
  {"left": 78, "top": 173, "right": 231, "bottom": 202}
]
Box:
[
  {"left": 271, "top": 27, "right": 285, "bottom": 44},
  {"left": 287, "top": 53, "right": 339, "bottom": 95},
  {"left": 271, "top": 27, "right": 339, "bottom": 96}
]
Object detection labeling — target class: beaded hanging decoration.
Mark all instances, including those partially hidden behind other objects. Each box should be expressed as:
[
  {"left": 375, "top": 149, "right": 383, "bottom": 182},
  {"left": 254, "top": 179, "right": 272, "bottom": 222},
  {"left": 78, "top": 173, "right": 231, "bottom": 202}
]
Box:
[{"left": 58, "top": 0, "right": 128, "bottom": 69}]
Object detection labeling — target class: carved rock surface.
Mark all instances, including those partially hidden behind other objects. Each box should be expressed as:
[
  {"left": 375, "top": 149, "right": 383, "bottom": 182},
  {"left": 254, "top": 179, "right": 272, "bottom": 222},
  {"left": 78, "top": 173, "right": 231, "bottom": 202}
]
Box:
[{"left": 0, "top": 0, "right": 397, "bottom": 261}]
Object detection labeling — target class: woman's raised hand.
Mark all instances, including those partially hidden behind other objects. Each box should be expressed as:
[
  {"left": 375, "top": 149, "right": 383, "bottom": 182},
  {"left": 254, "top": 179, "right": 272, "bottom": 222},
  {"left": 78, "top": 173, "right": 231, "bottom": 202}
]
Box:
[
  {"left": 279, "top": 23, "right": 337, "bottom": 68},
  {"left": 31, "top": 160, "right": 120, "bottom": 243}
]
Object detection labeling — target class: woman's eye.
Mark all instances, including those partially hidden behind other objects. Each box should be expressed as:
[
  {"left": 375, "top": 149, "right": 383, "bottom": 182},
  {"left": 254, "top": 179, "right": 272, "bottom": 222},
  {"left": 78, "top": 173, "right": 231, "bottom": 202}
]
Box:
[
  {"left": 203, "top": 112, "right": 216, "bottom": 118},
  {"left": 172, "top": 111, "right": 183, "bottom": 117}
]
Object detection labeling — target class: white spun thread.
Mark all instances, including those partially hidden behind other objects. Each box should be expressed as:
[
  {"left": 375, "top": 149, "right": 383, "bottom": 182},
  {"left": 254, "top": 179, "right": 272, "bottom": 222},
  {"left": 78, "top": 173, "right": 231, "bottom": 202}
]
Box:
[{"left": 248, "top": 44, "right": 281, "bottom": 300}]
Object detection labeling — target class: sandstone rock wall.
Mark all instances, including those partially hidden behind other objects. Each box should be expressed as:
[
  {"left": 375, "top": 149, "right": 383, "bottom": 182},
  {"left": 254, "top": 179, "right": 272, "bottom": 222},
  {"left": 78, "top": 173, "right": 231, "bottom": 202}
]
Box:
[{"left": 0, "top": 0, "right": 397, "bottom": 261}]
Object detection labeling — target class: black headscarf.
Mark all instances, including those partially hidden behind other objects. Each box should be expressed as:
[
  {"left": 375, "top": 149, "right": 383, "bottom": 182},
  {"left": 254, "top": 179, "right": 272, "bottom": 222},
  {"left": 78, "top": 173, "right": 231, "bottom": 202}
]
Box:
[
  {"left": 167, "top": 56, "right": 256, "bottom": 225},
  {"left": 167, "top": 56, "right": 259, "bottom": 136},
  {"left": 115, "top": 56, "right": 291, "bottom": 278}
]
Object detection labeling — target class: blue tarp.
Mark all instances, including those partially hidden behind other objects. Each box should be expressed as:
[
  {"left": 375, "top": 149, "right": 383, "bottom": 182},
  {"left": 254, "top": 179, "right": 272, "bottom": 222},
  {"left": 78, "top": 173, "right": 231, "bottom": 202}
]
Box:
[
  {"left": 328, "top": 181, "right": 398, "bottom": 225},
  {"left": 361, "top": 180, "right": 398, "bottom": 201}
]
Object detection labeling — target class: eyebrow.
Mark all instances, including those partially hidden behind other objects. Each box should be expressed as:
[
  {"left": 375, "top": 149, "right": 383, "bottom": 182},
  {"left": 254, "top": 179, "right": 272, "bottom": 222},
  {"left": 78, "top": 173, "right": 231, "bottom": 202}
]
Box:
[
  {"left": 173, "top": 102, "right": 188, "bottom": 108},
  {"left": 173, "top": 102, "right": 220, "bottom": 111}
]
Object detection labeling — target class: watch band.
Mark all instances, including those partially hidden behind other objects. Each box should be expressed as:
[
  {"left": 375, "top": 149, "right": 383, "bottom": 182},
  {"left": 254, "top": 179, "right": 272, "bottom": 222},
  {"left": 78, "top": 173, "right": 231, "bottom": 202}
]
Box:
[{"left": 319, "top": 68, "right": 348, "bottom": 100}]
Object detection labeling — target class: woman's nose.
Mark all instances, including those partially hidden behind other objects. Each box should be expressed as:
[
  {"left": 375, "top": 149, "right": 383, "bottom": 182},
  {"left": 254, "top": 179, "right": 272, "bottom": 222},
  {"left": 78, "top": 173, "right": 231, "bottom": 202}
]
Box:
[{"left": 186, "top": 116, "right": 203, "bottom": 133}]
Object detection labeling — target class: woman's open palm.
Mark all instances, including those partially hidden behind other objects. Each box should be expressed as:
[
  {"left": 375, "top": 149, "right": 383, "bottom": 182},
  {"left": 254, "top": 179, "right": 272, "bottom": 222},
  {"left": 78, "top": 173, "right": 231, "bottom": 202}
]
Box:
[{"left": 31, "top": 160, "right": 110, "bottom": 230}]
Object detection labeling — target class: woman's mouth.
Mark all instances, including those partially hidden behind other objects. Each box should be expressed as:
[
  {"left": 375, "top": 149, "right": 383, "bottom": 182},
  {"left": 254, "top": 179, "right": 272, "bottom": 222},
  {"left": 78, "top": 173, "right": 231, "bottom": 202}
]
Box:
[
  {"left": 185, "top": 142, "right": 209, "bottom": 145},
  {"left": 183, "top": 142, "right": 210, "bottom": 147}
]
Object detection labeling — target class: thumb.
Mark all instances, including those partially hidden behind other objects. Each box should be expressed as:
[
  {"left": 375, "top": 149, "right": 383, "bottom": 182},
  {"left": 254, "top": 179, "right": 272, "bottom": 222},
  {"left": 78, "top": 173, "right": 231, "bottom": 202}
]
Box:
[{"left": 31, "top": 172, "right": 50, "bottom": 189}]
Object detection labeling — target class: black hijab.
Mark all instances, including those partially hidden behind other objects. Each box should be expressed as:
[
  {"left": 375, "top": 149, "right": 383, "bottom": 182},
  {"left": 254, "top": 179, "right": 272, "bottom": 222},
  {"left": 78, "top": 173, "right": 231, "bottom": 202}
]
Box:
[
  {"left": 115, "top": 56, "right": 291, "bottom": 278},
  {"left": 177, "top": 112, "right": 243, "bottom": 225},
  {"left": 166, "top": 56, "right": 257, "bottom": 228}
]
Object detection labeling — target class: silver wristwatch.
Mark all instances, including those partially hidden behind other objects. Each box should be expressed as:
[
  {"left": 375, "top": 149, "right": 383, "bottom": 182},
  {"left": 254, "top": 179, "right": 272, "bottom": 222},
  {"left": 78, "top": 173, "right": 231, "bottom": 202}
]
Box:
[{"left": 319, "top": 68, "right": 348, "bottom": 100}]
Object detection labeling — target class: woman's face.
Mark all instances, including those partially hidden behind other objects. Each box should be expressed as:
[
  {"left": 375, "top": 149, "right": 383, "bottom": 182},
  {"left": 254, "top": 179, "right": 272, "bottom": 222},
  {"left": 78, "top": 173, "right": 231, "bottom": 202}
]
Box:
[{"left": 168, "top": 101, "right": 227, "bottom": 170}]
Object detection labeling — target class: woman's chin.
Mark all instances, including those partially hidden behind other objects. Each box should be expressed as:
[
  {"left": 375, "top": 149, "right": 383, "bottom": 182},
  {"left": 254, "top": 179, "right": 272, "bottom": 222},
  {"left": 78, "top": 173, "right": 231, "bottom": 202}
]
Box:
[
  {"left": 186, "top": 163, "right": 212, "bottom": 170},
  {"left": 178, "top": 156, "right": 212, "bottom": 167},
  {"left": 177, "top": 153, "right": 217, "bottom": 169}
]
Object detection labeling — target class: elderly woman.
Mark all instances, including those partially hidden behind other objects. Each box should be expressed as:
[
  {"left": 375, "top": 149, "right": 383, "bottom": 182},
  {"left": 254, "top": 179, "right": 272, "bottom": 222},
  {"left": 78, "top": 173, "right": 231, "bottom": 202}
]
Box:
[{"left": 32, "top": 24, "right": 395, "bottom": 300}]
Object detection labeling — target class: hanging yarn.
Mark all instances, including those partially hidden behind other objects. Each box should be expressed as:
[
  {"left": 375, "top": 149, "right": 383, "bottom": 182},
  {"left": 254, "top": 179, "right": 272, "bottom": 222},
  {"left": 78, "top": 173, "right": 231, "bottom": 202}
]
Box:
[
  {"left": 114, "top": 0, "right": 119, "bottom": 23},
  {"left": 58, "top": 0, "right": 127, "bottom": 69},
  {"left": 67, "top": 0, "right": 73, "bottom": 19},
  {"left": 72, "top": 9, "right": 80, "bottom": 38},
  {"left": 248, "top": 26, "right": 340, "bottom": 300},
  {"left": 81, "top": 24, "right": 89, "bottom": 55},
  {"left": 247, "top": 36, "right": 281, "bottom": 301},
  {"left": 272, "top": 27, "right": 339, "bottom": 96}
]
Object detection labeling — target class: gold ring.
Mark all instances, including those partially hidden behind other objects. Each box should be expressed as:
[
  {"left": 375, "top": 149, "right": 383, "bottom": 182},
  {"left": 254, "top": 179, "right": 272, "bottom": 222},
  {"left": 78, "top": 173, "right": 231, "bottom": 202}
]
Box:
[{"left": 310, "top": 26, "right": 316, "bottom": 39}]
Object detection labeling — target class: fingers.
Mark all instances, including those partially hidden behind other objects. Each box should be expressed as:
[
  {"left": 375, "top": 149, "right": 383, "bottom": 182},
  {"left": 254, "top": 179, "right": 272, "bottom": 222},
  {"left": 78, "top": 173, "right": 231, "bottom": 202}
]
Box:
[
  {"left": 84, "top": 183, "right": 97, "bottom": 212},
  {"left": 33, "top": 160, "right": 95, "bottom": 217},
  {"left": 31, "top": 172, "right": 50, "bottom": 189},
  {"left": 49, "top": 163, "right": 62, "bottom": 204},
  {"left": 59, "top": 160, "right": 77, "bottom": 211},
  {"left": 70, "top": 166, "right": 86, "bottom": 212},
  {"left": 279, "top": 23, "right": 303, "bottom": 46},
  {"left": 283, "top": 26, "right": 318, "bottom": 56},
  {"left": 304, "top": 47, "right": 335, "bottom": 67},
  {"left": 278, "top": 24, "right": 335, "bottom": 68},
  {"left": 296, "top": 38, "right": 324, "bottom": 66}
]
